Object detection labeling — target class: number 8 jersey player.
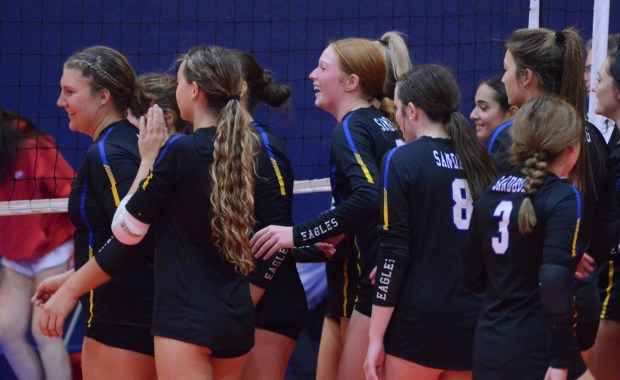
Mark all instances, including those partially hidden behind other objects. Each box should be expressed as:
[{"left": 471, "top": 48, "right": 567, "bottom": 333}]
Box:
[
  {"left": 464, "top": 96, "right": 584, "bottom": 380},
  {"left": 364, "top": 64, "right": 496, "bottom": 380}
]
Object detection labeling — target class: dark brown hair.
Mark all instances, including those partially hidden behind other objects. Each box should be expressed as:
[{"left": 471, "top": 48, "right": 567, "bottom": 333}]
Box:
[{"left": 396, "top": 64, "right": 496, "bottom": 200}]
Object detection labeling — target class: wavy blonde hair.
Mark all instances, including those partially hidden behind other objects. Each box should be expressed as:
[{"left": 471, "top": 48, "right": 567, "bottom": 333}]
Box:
[{"left": 182, "top": 46, "right": 257, "bottom": 275}]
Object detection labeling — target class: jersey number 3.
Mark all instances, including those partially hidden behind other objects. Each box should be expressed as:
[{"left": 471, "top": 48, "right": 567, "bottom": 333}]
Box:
[
  {"left": 492, "top": 201, "right": 513, "bottom": 255},
  {"left": 452, "top": 178, "right": 473, "bottom": 230}
]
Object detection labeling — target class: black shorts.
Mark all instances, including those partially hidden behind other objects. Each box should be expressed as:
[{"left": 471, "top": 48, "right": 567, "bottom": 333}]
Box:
[
  {"left": 354, "top": 276, "right": 373, "bottom": 317},
  {"left": 325, "top": 254, "right": 359, "bottom": 319},
  {"left": 86, "top": 322, "right": 154, "bottom": 356},
  {"left": 598, "top": 259, "right": 620, "bottom": 321},
  {"left": 574, "top": 277, "right": 601, "bottom": 350},
  {"left": 255, "top": 267, "right": 308, "bottom": 340}
]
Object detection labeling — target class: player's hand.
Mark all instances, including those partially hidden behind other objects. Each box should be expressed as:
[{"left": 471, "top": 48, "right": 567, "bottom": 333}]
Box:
[
  {"left": 138, "top": 104, "right": 168, "bottom": 165},
  {"left": 544, "top": 367, "right": 567, "bottom": 380},
  {"left": 251, "top": 225, "right": 294, "bottom": 260},
  {"left": 324, "top": 233, "right": 345, "bottom": 246},
  {"left": 38, "top": 286, "right": 79, "bottom": 338},
  {"left": 31, "top": 269, "right": 74, "bottom": 307},
  {"left": 364, "top": 339, "right": 385, "bottom": 380},
  {"left": 314, "top": 242, "right": 336, "bottom": 258},
  {"left": 574, "top": 253, "right": 595, "bottom": 280},
  {"left": 369, "top": 266, "right": 377, "bottom": 285}
]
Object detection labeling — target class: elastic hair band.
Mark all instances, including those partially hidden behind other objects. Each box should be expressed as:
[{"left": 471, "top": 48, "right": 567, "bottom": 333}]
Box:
[
  {"left": 227, "top": 94, "right": 240, "bottom": 101},
  {"left": 555, "top": 31, "right": 565, "bottom": 45},
  {"left": 376, "top": 93, "right": 387, "bottom": 101}
]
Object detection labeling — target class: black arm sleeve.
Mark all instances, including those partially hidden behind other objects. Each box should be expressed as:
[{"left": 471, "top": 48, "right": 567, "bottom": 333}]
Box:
[
  {"left": 293, "top": 121, "right": 381, "bottom": 246},
  {"left": 126, "top": 138, "right": 186, "bottom": 224},
  {"left": 462, "top": 207, "right": 487, "bottom": 293},
  {"left": 539, "top": 187, "right": 582, "bottom": 369},
  {"left": 248, "top": 126, "right": 296, "bottom": 288},
  {"left": 94, "top": 236, "right": 140, "bottom": 277},
  {"left": 292, "top": 245, "right": 329, "bottom": 263},
  {"left": 373, "top": 152, "right": 410, "bottom": 307}
]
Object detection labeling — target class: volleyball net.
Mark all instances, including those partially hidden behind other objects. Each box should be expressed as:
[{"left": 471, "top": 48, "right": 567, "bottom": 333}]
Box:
[{"left": 0, "top": 0, "right": 616, "bottom": 217}]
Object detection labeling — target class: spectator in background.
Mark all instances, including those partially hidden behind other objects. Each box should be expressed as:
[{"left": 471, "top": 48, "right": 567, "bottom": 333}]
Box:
[{"left": 0, "top": 107, "right": 74, "bottom": 380}]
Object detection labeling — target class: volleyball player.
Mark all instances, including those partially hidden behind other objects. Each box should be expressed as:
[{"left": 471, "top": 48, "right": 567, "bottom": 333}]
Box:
[
  {"left": 464, "top": 96, "right": 583, "bottom": 380},
  {"left": 110, "top": 45, "right": 256, "bottom": 379},
  {"left": 129, "top": 72, "right": 192, "bottom": 135},
  {"left": 251, "top": 38, "right": 403, "bottom": 380},
  {"left": 470, "top": 76, "right": 516, "bottom": 145},
  {"left": 588, "top": 48, "right": 620, "bottom": 380},
  {"left": 363, "top": 64, "right": 495, "bottom": 380},
  {"left": 232, "top": 49, "right": 308, "bottom": 380},
  {"left": 494, "top": 29, "right": 620, "bottom": 371},
  {"left": 0, "top": 109, "right": 74, "bottom": 380},
  {"left": 373, "top": 31, "right": 413, "bottom": 101},
  {"left": 38, "top": 46, "right": 157, "bottom": 380}
]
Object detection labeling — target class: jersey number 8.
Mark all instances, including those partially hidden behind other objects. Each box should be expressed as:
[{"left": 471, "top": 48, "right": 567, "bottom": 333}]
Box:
[{"left": 451, "top": 178, "right": 473, "bottom": 230}]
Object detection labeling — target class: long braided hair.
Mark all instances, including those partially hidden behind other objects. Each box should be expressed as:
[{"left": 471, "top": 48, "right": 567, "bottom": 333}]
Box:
[{"left": 510, "top": 96, "right": 583, "bottom": 233}]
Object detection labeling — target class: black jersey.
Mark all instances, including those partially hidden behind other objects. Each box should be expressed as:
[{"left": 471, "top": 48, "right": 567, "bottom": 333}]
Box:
[
  {"left": 293, "top": 107, "right": 402, "bottom": 318},
  {"left": 249, "top": 122, "right": 307, "bottom": 338},
  {"left": 487, "top": 120, "right": 513, "bottom": 174},
  {"left": 373, "top": 136, "right": 481, "bottom": 370},
  {"left": 464, "top": 173, "right": 582, "bottom": 377},
  {"left": 489, "top": 121, "right": 619, "bottom": 260},
  {"left": 68, "top": 120, "right": 154, "bottom": 343},
  {"left": 598, "top": 131, "right": 620, "bottom": 321},
  {"left": 126, "top": 127, "right": 254, "bottom": 358}
]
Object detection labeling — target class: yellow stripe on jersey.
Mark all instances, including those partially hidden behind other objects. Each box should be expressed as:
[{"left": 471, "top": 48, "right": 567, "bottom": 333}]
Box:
[
  {"left": 383, "top": 188, "right": 389, "bottom": 230},
  {"left": 142, "top": 171, "right": 153, "bottom": 191},
  {"left": 270, "top": 157, "right": 286, "bottom": 196},
  {"left": 103, "top": 164, "right": 120, "bottom": 207},
  {"left": 342, "top": 257, "right": 349, "bottom": 318},
  {"left": 354, "top": 236, "right": 362, "bottom": 278},
  {"left": 570, "top": 218, "right": 580, "bottom": 257},
  {"left": 87, "top": 245, "right": 95, "bottom": 327},
  {"left": 354, "top": 152, "right": 374, "bottom": 184},
  {"left": 601, "top": 261, "right": 614, "bottom": 318}
]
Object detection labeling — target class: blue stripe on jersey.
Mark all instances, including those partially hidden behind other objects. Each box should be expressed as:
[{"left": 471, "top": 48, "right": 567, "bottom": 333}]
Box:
[
  {"left": 253, "top": 122, "right": 286, "bottom": 196},
  {"left": 79, "top": 179, "right": 96, "bottom": 326},
  {"left": 97, "top": 128, "right": 121, "bottom": 206},
  {"left": 342, "top": 112, "right": 374, "bottom": 184},
  {"left": 382, "top": 147, "right": 398, "bottom": 230},
  {"left": 79, "top": 180, "right": 94, "bottom": 252},
  {"left": 487, "top": 120, "right": 513, "bottom": 154},
  {"left": 569, "top": 185, "right": 582, "bottom": 258},
  {"left": 154, "top": 135, "right": 184, "bottom": 168}
]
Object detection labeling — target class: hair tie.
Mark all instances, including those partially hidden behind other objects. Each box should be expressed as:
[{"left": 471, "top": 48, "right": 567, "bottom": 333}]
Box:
[
  {"left": 448, "top": 107, "right": 458, "bottom": 114},
  {"left": 376, "top": 93, "right": 387, "bottom": 101},
  {"left": 227, "top": 94, "right": 240, "bottom": 102},
  {"left": 555, "top": 31, "right": 565, "bottom": 45}
]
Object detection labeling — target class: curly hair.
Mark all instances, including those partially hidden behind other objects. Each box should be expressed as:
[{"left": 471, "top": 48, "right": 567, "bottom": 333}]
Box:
[{"left": 181, "top": 45, "right": 257, "bottom": 275}]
